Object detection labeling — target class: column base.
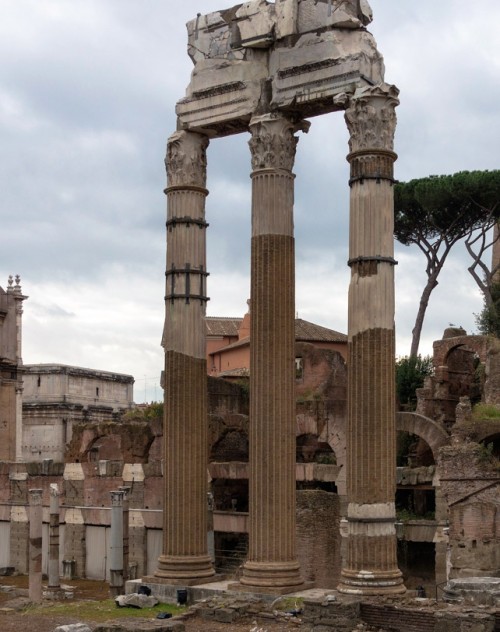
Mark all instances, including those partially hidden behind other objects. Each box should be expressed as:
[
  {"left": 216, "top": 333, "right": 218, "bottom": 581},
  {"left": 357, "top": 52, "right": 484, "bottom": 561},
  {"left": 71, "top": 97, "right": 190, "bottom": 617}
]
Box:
[
  {"left": 239, "top": 560, "right": 303, "bottom": 590},
  {"left": 337, "top": 568, "right": 406, "bottom": 596},
  {"left": 153, "top": 554, "right": 215, "bottom": 582}
]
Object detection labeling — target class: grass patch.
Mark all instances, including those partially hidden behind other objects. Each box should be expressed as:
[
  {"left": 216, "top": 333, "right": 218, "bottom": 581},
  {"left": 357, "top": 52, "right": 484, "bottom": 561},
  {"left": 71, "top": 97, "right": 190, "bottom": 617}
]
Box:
[
  {"left": 396, "top": 508, "right": 435, "bottom": 522},
  {"left": 472, "top": 403, "right": 500, "bottom": 420},
  {"left": 22, "top": 599, "right": 184, "bottom": 623},
  {"left": 272, "top": 596, "right": 304, "bottom": 611}
]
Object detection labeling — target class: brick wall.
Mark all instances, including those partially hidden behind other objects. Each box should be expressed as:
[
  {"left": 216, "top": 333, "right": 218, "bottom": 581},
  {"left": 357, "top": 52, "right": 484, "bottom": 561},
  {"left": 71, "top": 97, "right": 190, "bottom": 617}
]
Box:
[{"left": 296, "top": 489, "right": 341, "bottom": 588}]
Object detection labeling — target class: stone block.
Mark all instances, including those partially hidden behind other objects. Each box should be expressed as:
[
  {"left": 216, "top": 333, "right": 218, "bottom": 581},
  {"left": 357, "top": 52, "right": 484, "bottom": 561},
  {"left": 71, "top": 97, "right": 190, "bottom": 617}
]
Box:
[
  {"left": 434, "top": 610, "right": 495, "bottom": 632},
  {"left": 213, "top": 607, "right": 237, "bottom": 623}
]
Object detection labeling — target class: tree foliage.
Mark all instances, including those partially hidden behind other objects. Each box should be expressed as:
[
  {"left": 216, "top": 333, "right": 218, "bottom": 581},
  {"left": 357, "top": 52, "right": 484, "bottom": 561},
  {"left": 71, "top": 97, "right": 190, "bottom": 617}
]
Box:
[
  {"left": 394, "top": 170, "right": 500, "bottom": 356},
  {"left": 122, "top": 401, "right": 163, "bottom": 423},
  {"left": 476, "top": 279, "right": 500, "bottom": 337},
  {"left": 395, "top": 355, "right": 434, "bottom": 411}
]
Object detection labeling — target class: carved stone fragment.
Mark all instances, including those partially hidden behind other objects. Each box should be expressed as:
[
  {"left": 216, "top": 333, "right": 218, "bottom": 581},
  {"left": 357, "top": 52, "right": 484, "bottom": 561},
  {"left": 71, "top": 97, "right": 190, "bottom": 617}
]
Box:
[
  {"left": 165, "top": 130, "right": 209, "bottom": 188},
  {"left": 344, "top": 83, "right": 400, "bottom": 153},
  {"left": 248, "top": 114, "right": 309, "bottom": 171}
]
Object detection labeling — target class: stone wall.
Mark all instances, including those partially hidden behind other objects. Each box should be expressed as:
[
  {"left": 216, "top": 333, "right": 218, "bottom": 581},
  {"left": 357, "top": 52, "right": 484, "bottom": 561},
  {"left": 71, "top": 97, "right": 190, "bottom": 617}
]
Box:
[
  {"left": 296, "top": 489, "right": 341, "bottom": 588},
  {"left": 439, "top": 442, "right": 500, "bottom": 578}
]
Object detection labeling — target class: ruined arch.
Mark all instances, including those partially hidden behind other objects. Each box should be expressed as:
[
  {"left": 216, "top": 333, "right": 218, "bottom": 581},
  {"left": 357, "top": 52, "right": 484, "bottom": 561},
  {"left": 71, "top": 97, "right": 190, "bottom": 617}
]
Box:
[
  {"left": 433, "top": 335, "right": 488, "bottom": 368},
  {"left": 66, "top": 421, "right": 155, "bottom": 464},
  {"left": 396, "top": 412, "right": 450, "bottom": 463}
]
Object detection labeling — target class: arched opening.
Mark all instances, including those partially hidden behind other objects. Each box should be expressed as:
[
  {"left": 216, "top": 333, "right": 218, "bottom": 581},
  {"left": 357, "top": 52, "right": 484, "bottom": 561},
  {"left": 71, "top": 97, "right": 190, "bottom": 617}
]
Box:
[
  {"left": 84, "top": 433, "right": 122, "bottom": 462},
  {"left": 296, "top": 433, "right": 336, "bottom": 464},
  {"left": 479, "top": 431, "right": 500, "bottom": 460},
  {"left": 210, "top": 428, "right": 249, "bottom": 462}
]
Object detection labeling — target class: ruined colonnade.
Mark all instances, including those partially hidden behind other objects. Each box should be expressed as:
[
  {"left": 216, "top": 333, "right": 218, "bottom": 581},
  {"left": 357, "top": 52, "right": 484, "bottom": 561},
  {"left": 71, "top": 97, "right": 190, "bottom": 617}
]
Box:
[
  {"left": 154, "top": 0, "right": 404, "bottom": 596},
  {"left": 155, "top": 86, "right": 404, "bottom": 595}
]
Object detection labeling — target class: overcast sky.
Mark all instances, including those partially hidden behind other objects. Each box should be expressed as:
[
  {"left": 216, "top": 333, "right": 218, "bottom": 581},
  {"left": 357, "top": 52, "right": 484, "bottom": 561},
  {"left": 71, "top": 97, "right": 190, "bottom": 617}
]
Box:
[{"left": 1, "top": 1, "right": 499, "bottom": 402}]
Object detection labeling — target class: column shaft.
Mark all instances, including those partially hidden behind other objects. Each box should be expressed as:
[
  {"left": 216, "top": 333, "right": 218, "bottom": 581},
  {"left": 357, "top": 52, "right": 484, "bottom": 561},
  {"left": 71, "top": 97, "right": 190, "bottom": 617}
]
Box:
[
  {"left": 241, "top": 114, "right": 307, "bottom": 589},
  {"left": 110, "top": 490, "right": 124, "bottom": 597},
  {"left": 48, "top": 484, "right": 60, "bottom": 589},
  {"left": 29, "top": 488, "right": 43, "bottom": 603},
  {"left": 338, "top": 84, "right": 405, "bottom": 595},
  {"left": 155, "top": 130, "right": 214, "bottom": 581}
]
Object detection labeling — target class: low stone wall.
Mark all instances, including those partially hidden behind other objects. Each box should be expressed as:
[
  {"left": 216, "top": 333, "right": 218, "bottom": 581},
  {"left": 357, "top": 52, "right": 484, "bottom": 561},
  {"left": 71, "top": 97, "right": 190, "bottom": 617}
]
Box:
[{"left": 302, "top": 599, "right": 498, "bottom": 632}]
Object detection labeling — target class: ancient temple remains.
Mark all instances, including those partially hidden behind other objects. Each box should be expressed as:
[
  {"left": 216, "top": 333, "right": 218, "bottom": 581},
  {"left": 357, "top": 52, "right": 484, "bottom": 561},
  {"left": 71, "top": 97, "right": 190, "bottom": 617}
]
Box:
[{"left": 158, "top": 0, "right": 404, "bottom": 594}]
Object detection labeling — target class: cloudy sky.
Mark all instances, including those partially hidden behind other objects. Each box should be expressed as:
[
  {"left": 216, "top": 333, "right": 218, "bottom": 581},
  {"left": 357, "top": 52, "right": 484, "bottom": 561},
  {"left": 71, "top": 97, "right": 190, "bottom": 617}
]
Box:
[{"left": 1, "top": 1, "right": 499, "bottom": 402}]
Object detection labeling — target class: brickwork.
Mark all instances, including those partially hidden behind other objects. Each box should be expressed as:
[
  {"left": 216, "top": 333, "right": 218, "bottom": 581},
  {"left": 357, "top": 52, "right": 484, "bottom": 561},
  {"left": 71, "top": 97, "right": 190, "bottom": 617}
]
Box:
[
  {"left": 296, "top": 490, "right": 341, "bottom": 588},
  {"left": 302, "top": 599, "right": 361, "bottom": 630},
  {"left": 439, "top": 443, "right": 500, "bottom": 578}
]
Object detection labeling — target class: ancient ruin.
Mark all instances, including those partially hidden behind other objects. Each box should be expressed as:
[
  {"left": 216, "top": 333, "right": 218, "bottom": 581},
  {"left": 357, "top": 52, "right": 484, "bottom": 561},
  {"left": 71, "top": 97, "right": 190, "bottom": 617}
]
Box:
[
  {"left": 157, "top": 0, "right": 403, "bottom": 595},
  {"left": 0, "top": 275, "right": 26, "bottom": 462}
]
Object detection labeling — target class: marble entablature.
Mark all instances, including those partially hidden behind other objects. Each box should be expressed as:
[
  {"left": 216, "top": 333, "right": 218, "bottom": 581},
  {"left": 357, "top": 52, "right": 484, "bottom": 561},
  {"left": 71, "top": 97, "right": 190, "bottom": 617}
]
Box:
[{"left": 177, "top": 0, "right": 386, "bottom": 136}]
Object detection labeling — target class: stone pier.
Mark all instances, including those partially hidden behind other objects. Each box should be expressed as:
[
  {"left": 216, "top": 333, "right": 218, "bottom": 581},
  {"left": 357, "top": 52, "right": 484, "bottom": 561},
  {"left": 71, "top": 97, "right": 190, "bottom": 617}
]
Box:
[
  {"left": 48, "top": 483, "right": 60, "bottom": 590},
  {"left": 119, "top": 485, "right": 130, "bottom": 583},
  {"left": 154, "top": 130, "right": 215, "bottom": 582},
  {"left": 338, "top": 84, "right": 405, "bottom": 595},
  {"left": 110, "top": 490, "right": 124, "bottom": 597},
  {"left": 239, "top": 114, "right": 307, "bottom": 590},
  {"left": 29, "top": 488, "right": 43, "bottom": 603}
]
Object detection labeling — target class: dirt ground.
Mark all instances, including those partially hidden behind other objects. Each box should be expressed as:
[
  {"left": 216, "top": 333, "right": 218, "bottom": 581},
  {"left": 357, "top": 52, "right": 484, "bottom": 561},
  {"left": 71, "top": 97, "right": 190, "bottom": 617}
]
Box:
[{"left": 0, "top": 576, "right": 311, "bottom": 632}]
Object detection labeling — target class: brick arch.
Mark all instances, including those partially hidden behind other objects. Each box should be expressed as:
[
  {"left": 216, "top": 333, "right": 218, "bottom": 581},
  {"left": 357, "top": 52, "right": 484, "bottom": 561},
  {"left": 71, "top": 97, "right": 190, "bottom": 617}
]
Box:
[
  {"left": 396, "top": 412, "right": 450, "bottom": 461},
  {"left": 66, "top": 422, "right": 155, "bottom": 463},
  {"left": 294, "top": 412, "right": 346, "bottom": 494},
  {"left": 433, "top": 335, "right": 488, "bottom": 368}
]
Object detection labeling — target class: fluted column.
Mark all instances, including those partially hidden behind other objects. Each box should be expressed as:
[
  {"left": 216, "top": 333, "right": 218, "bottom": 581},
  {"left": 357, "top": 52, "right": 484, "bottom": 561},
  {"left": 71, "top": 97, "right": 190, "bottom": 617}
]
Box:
[
  {"left": 155, "top": 130, "right": 214, "bottom": 581},
  {"left": 338, "top": 84, "right": 405, "bottom": 595},
  {"left": 240, "top": 113, "right": 308, "bottom": 590}
]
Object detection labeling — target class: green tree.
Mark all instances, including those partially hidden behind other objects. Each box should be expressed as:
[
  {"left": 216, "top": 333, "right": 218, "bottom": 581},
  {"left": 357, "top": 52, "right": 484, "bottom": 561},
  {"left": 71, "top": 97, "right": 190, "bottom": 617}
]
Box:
[
  {"left": 395, "top": 355, "right": 433, "bottom": 411},
  {"left": 476, "top": 279, "right": 500, "bottom": 337},
  {"left": 394, "top": 170, "right": 500, "bottom": 356}
]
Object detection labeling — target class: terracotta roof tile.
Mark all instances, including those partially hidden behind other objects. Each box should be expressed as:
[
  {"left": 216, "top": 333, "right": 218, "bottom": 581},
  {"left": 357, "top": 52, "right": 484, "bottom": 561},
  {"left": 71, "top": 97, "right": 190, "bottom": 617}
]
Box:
[
  {"left": 206, "top": 317, "right": 242, "bottom": 337},
  {"left": 294, "top": 318, "right": 347, "bottom": 343}
]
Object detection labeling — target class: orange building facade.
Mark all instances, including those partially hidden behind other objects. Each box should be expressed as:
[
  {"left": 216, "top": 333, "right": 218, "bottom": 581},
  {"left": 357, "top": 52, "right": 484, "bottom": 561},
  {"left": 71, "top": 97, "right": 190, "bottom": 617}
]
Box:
[{"left": 206, "top": 310, "right": 347, "bottom": 378}]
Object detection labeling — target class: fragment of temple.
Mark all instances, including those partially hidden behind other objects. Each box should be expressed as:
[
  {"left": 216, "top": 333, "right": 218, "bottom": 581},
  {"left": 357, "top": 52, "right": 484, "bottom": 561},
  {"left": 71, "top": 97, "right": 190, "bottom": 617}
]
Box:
[{"left": 177, "top": 0, "right": 385, "bottom": 136}]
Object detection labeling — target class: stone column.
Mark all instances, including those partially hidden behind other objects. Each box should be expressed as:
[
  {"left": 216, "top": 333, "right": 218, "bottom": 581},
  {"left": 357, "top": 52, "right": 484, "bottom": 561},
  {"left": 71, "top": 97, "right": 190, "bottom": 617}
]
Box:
[
  {"left": 240, "top": 113, "right": 308, "bottom": 590},
  {"left": 154, "top": 130, "right": 214, "bottom": 582},
  {"left": 119, "top": 486, "right": 130, "bottom": 583},
  {"left": 48, "top": 484, "right": 60, "bottom": 589},
  {"left": 109, "top": 490, "right": 124, "bottom": 597},
  {"left": 29, "top": 488, "right": 43, "bottom": 603},
  {"left": 338, "top": 84, "right": 405, "bottom": 595}
]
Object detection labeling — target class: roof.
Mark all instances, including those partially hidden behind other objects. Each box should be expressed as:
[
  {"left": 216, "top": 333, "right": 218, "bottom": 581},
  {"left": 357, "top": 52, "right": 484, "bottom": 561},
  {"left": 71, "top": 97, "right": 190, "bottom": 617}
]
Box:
[
  {"left": 23, "top": 364, "right": 134, "bottom": 383},
  {"left": 208, "top": 318, "right": 346, "bottom": 356},
  {"left": 206, "top": 317, "right": 242, "bottom": 337},
  {"left": 294, "top": 318, "right": 347, "bottom": 343}
]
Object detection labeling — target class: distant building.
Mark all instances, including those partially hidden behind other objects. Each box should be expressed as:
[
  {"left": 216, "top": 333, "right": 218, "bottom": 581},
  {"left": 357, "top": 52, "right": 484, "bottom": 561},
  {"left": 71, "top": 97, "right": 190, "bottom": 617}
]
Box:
[
  {"left": 22, "top": 364, "right": 134, "bottom": 462},
  {"left": 0, "top": 276, "right": 27, "bottom": 461},
  {"left": 206, "top": 305, "right": 347, "bottom": 378}
]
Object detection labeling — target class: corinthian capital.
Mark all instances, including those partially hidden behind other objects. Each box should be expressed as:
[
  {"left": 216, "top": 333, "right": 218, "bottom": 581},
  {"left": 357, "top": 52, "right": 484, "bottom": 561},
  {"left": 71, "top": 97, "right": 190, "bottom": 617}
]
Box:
[
  {"left": 344, "top": 83, "right": 399, "bottom": 154},
  {"left": 165, "top": 130, "right": 209, "bottom": 188},
  {"left": 249, "top": 114, "right": 309, "bottom": 172}
]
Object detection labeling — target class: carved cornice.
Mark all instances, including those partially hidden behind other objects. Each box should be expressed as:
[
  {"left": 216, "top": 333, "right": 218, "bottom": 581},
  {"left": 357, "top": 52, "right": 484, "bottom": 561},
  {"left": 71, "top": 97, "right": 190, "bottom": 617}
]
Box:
[
  {"left": 166, "top": 130, "right": 210, "bottom": 188},
  {"left": 344, "top": 84, "right": 399, "bottom": 154},
  {"left": 248, "top": 114, "right": 309, "bottom": 172}
]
